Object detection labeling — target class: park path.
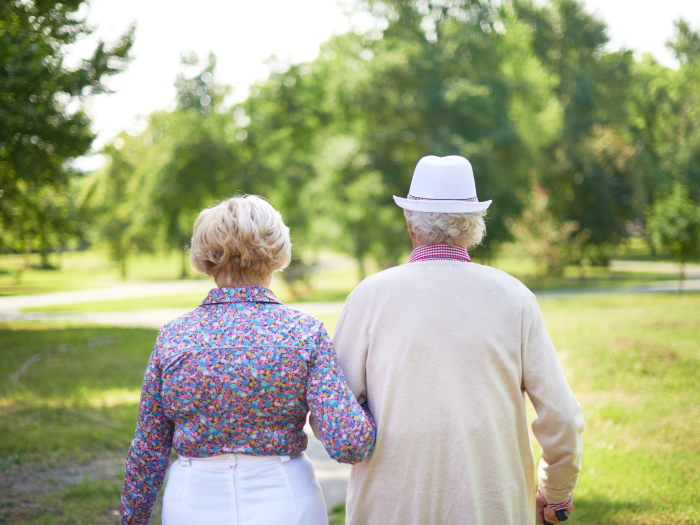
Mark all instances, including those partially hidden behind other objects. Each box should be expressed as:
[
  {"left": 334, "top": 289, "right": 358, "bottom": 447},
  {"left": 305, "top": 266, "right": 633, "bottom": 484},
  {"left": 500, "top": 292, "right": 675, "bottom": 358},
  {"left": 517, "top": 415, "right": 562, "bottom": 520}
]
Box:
[{"left": 0, "top": 279, "right": 214, "bottom": 314}]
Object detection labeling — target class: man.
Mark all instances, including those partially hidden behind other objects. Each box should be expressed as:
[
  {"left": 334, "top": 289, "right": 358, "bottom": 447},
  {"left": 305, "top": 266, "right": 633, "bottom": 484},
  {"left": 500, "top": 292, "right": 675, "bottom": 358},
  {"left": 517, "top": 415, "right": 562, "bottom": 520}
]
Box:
[{"left": 331, "top": 156, "right": 584, "bottom": 525}]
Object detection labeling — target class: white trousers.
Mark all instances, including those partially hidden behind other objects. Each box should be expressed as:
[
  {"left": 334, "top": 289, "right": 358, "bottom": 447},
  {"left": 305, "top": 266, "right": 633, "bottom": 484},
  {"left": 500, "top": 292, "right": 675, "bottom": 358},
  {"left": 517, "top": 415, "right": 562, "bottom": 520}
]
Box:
[{"left": 162, "top": 452, "right": 328, "bottom": 525}]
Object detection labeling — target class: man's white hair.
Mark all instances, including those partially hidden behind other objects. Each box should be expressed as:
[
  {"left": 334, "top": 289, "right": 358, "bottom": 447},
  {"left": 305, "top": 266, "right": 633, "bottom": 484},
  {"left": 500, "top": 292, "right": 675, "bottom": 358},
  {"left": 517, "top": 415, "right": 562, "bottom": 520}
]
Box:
[{"left": 404, "top": 209, "right": 487, "bottom": 249}]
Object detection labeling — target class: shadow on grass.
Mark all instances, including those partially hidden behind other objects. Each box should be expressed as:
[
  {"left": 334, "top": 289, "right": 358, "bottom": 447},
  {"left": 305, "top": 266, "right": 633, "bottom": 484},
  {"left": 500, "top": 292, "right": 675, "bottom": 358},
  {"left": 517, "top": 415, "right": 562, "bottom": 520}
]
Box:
[
  {"left": 3, "top": 477, "right": 122, "bottom": 525},
  {"left": 573, "top": 496, "right": 653, "bottom": 525}
]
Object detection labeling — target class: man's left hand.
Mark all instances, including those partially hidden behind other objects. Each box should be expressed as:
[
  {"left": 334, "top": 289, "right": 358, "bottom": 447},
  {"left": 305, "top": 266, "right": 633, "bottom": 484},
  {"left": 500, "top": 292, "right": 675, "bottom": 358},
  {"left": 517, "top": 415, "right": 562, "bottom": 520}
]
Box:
[{"left": 536, "top": 497, "right": 574, "bottom": 524}]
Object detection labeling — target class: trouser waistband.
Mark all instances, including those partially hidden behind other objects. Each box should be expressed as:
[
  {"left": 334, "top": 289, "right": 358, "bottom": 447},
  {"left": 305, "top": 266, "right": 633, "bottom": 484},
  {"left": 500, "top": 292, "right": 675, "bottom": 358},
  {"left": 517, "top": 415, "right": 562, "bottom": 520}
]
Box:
[{"left": 178, "top": 452, "right": 300, "bottom": 469}]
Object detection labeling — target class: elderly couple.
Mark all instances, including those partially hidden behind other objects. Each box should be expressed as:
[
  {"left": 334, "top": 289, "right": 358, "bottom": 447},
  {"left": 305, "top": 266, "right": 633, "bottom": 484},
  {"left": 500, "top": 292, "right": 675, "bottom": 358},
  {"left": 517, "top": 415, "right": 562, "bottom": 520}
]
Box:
[{"left": 121, "top": 156, "right": 584, "bottom": 525}]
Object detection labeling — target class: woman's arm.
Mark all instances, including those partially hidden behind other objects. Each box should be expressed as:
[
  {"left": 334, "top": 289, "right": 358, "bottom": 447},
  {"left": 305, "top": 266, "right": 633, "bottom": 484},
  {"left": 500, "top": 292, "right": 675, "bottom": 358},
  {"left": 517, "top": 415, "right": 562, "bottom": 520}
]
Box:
[
  {"left": 120, "top": 340, "right": 175, "bottom": 525},
  {"left": 305, "top": 323, "right": 376, "bottom": 464}
]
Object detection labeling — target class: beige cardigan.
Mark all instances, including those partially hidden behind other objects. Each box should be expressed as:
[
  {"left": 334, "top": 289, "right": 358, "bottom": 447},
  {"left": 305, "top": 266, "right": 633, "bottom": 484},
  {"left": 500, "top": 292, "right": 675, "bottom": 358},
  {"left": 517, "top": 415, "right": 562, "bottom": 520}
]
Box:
[{"left": 331, "top": 260, "right": 584, "bottom": 525}]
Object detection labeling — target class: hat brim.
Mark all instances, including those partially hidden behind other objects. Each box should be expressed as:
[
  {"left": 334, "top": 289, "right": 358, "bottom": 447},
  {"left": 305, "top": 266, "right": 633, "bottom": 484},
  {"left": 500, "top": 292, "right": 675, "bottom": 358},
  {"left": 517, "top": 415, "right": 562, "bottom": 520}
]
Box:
[{"left": 393, "top": 196, "right": 492, "bottom": 213}]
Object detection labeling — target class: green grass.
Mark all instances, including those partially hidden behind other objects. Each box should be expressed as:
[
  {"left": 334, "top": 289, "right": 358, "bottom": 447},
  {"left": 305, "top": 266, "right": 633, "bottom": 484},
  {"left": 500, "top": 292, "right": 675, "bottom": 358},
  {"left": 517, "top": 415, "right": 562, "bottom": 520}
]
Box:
[
  {"left": 21, "top": 294, "right": 210, "bottom": 313},
  {"left": 1, "top": 295, "right": 699, "bottom": 524},
  {"left": 0, "top": 250, "right": 209, "bottom": 297},
  {"left": 328, "top": 502, "right": 346, "bottom": 525},
  {"left": 0, "top": 324, "right": 156, "bottom": 462},
  {"left": 537, "top": 294, "right": 700, "bottom": 524},
  {"left": 12, "top": 478, "right": 124, "bottom": 525}
]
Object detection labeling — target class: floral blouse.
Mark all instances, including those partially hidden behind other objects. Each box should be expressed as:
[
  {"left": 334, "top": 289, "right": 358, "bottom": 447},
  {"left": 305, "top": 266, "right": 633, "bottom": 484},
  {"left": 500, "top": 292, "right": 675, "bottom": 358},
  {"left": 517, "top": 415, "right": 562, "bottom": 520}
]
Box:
[{"left": 120, "top": 286, "right": 376, "bottom": 525}]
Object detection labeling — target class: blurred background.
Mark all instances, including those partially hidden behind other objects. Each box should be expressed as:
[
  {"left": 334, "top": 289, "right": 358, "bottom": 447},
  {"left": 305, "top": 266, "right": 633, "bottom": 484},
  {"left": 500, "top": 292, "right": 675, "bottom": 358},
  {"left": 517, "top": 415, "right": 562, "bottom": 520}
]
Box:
[{"left": 1, "top": 0, "right": 699, "bottom": 523}]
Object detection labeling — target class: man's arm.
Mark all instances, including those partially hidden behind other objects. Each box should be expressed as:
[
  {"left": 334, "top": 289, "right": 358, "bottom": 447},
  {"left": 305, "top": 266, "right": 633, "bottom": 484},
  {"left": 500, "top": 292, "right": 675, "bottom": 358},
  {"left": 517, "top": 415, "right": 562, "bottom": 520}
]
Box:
[
  {"left": 331, "top": 298, "right": 369, "bottom": 405},
  {"left": 522, "top": 294, "right": 584, "bottom": 508}
]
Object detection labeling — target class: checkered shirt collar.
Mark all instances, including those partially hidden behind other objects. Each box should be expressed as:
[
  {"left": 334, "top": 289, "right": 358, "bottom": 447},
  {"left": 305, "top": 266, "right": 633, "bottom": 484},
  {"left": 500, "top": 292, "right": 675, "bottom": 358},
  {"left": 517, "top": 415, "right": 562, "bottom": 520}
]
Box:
[{"left": 408, "top": 244, "right": 472, "bottom": 263}]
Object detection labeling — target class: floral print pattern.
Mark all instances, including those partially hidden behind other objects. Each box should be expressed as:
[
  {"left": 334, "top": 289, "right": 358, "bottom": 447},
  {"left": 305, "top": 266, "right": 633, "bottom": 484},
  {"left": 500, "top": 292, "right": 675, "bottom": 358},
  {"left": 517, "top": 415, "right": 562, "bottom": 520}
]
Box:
[{"left": 121, "top": 286, "right": 376, "bottom": 525}]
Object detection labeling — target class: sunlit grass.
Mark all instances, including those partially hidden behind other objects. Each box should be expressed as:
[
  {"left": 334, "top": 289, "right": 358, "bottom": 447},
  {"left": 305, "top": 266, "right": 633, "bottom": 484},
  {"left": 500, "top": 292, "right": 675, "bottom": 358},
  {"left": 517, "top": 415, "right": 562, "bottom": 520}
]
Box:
[
  {"left": 0, "top": 325, "right": 156, "bottom": 462},
  {"left": 0, "top": 250, "right": 209, "bottom": 297},
  {"left": 534, "top": 294, "right": 700, "bottom": 523},
  {"left": 22, "top": 294, "right": 210, "bottom": 313}
]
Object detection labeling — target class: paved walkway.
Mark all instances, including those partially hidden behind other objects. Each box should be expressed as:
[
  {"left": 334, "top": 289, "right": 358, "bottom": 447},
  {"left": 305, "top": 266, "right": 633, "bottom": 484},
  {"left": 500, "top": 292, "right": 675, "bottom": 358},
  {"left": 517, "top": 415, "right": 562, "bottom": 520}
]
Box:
[
  {"left": 0, "top": 280, "right": 214, "bottom": 314},
  {"left": 0, "top": 302, "right": 347, "bottom": 326},
  {"left": 609, "top": 260, "right": 700, "bottom": 276}
]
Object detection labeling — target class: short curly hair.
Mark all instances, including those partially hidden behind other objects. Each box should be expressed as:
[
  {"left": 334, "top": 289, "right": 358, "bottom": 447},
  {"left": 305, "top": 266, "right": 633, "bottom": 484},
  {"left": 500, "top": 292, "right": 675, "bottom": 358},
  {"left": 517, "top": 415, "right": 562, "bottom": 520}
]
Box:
[{"left": 190, "top": 195, "right": 292, "bottom": 287}]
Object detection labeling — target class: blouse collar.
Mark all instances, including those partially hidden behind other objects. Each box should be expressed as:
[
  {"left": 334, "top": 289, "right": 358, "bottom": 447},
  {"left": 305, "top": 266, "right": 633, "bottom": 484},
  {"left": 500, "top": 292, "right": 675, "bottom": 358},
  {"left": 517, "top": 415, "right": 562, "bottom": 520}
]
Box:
[{"left": 200, "top": 286, "right": 281, "bottom": 306}]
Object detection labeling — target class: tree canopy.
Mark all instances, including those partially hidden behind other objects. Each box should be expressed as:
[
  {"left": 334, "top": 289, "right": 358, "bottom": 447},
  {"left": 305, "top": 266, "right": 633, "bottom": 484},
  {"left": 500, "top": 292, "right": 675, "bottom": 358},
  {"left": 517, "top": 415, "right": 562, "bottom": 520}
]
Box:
[
  {"left": 0, "top": 0, "right": 134, "bottom": 265},
  {"left": 5, "top": 0, "right": 700, "bottom": 280}
]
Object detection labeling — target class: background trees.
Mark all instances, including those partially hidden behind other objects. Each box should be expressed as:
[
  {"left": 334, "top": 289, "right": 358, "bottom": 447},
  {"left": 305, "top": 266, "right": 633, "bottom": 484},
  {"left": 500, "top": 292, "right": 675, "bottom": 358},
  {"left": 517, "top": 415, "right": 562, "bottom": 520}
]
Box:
[
  {"left": 4, "top": 0, "right": 700, "bottom": 282},
  {"left": 646, "top": 183, "right": 700, "bottom": 290},
  {"left": 0, "top": 0, "right": 133, "bottom": 266}
]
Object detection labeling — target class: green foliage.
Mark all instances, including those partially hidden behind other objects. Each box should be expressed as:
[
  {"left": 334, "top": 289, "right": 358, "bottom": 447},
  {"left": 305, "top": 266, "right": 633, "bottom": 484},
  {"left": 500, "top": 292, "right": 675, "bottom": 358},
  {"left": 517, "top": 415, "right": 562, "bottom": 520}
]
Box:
[
  {"left": 512, "top": 0, "right": 638, "bottom": 258},
  {"left": 627, "top": 20, "right": 700, "bottom": 262},
  {"left": 0, "top": 0, "right": 134, "bottom": 259},
  {"left": 73, "top": 0, "right": 700, "bottom": 282},
  {"left": 646, "top": 183, "right": 700, "bottom": 283},
  {"left": 506, "top": 173, "right": 587, "bottom": 276}
]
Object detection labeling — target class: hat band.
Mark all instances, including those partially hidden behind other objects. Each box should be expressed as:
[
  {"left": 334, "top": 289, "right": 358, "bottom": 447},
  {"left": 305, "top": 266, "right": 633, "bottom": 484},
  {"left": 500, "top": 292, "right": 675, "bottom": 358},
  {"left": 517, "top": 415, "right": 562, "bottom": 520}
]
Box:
[{"left": 408, "top": 194, "right": 478, "bottom": 202}]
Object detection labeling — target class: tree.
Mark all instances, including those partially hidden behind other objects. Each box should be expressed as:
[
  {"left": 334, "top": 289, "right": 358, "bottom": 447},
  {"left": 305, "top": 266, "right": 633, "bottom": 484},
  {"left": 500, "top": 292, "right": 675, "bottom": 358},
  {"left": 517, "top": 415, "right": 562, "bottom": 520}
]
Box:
[
  {"left": 133, "top": 53, "right": 250, "bottom": 278},
  {"left": 299, "top": 0, "right": 560, "bottom": 273},
  {"left": 512, "top": 0, "right": 638, "bottom": 263},
  {"left": 0, "top": 0, "right": 134, "bottom": 263},
  {"left": 662, "top": 21, "right": 700, "bottom": 198},
  {"left": 646, "top": 183, "right": 700, "bottom": 292},
  {"left": 80, "top": 136, "right": 153, "bottom": 278},
  {"left": 506, "top": 172, "right": 587, "bottom": 278}
]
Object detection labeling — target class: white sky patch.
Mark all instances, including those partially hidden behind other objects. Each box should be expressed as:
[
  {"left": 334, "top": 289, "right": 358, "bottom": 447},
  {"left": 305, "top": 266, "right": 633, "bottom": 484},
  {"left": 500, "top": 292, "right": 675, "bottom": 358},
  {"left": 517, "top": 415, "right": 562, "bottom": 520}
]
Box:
[{"left": 69, "top": 0, "right": 700, "bottom": 171}]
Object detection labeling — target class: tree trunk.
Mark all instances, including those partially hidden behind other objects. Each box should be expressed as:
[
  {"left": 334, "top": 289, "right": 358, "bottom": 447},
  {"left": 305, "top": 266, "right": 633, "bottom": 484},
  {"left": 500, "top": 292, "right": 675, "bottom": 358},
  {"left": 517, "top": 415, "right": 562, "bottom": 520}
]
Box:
[
  {"left": 40, "top": 249, "right": 50, "bottom": 269},
  {"left": 181, "top": 250, "right": 188, "bottom": 279},
  {"left": 678, "top": 261, "right": 685, "bottom": 294},
  {"left": 357, "top": 254, "right": 366, "bottom": 282},
  {"left": 120, "top": 256, "right": 128, "bottom": 280}
]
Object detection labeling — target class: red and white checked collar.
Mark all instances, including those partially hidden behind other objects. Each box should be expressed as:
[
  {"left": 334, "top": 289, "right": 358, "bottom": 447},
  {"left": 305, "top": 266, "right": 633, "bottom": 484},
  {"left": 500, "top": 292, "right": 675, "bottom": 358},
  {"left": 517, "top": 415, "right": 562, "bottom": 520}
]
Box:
[{"left": 408, "top": 244, "right": 471, "bottom": 263}]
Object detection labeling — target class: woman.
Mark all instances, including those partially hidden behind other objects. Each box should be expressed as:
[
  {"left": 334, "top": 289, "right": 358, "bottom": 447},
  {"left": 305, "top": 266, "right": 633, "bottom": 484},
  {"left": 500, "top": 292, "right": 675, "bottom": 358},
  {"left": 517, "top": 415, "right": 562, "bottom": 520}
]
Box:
[{"left": 120, "top": 195, "right": 376, "bottom": 525}]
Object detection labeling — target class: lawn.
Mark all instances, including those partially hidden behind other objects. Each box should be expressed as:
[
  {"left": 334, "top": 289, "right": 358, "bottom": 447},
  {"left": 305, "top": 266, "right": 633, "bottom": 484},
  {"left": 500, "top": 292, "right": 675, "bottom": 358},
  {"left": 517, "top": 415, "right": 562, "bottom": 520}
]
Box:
[
  {"left": 1, "top": 294, "right": 699, "bottom": 524},
  {"left": 0, "top": 250, "right": 210, "bottom": 298}
]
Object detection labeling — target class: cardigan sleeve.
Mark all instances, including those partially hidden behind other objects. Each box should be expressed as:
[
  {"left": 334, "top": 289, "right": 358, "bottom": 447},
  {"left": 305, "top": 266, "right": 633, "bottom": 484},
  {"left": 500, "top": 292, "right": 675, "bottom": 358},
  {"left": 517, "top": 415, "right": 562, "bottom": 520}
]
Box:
[
  {"left": 330, "top": 299, "right": 369, "bottom": 405},
  {"left": 305, "top": 321, "right": 376, "bottom": 464},
  {"left": 121, "top": 339, "right": 175, "bottom": 525},
  {"left": 521, "top": 294, "right": 584, "bottom": 505}
]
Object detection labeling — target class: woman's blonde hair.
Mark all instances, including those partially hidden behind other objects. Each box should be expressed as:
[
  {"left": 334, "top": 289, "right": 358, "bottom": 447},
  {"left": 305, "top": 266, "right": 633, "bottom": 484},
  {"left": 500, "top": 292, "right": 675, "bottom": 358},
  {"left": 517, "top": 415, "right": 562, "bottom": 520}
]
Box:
[{"left": 190, "top": 195, "right": 292, "bottom": 287}]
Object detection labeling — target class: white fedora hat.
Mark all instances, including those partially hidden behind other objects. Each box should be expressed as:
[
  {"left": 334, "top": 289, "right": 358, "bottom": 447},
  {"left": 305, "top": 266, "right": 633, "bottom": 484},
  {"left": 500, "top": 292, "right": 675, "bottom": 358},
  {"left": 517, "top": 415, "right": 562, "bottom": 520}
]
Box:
[{"left": 393, "top": 155, "right": 492, "bottom": 213}]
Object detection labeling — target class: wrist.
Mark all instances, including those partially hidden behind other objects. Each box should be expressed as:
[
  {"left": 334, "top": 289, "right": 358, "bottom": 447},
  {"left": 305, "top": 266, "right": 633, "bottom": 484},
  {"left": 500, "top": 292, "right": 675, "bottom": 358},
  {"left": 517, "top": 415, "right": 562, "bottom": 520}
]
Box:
[{"left": 537, "top": 489, "right": 573, "bottom": 511}]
